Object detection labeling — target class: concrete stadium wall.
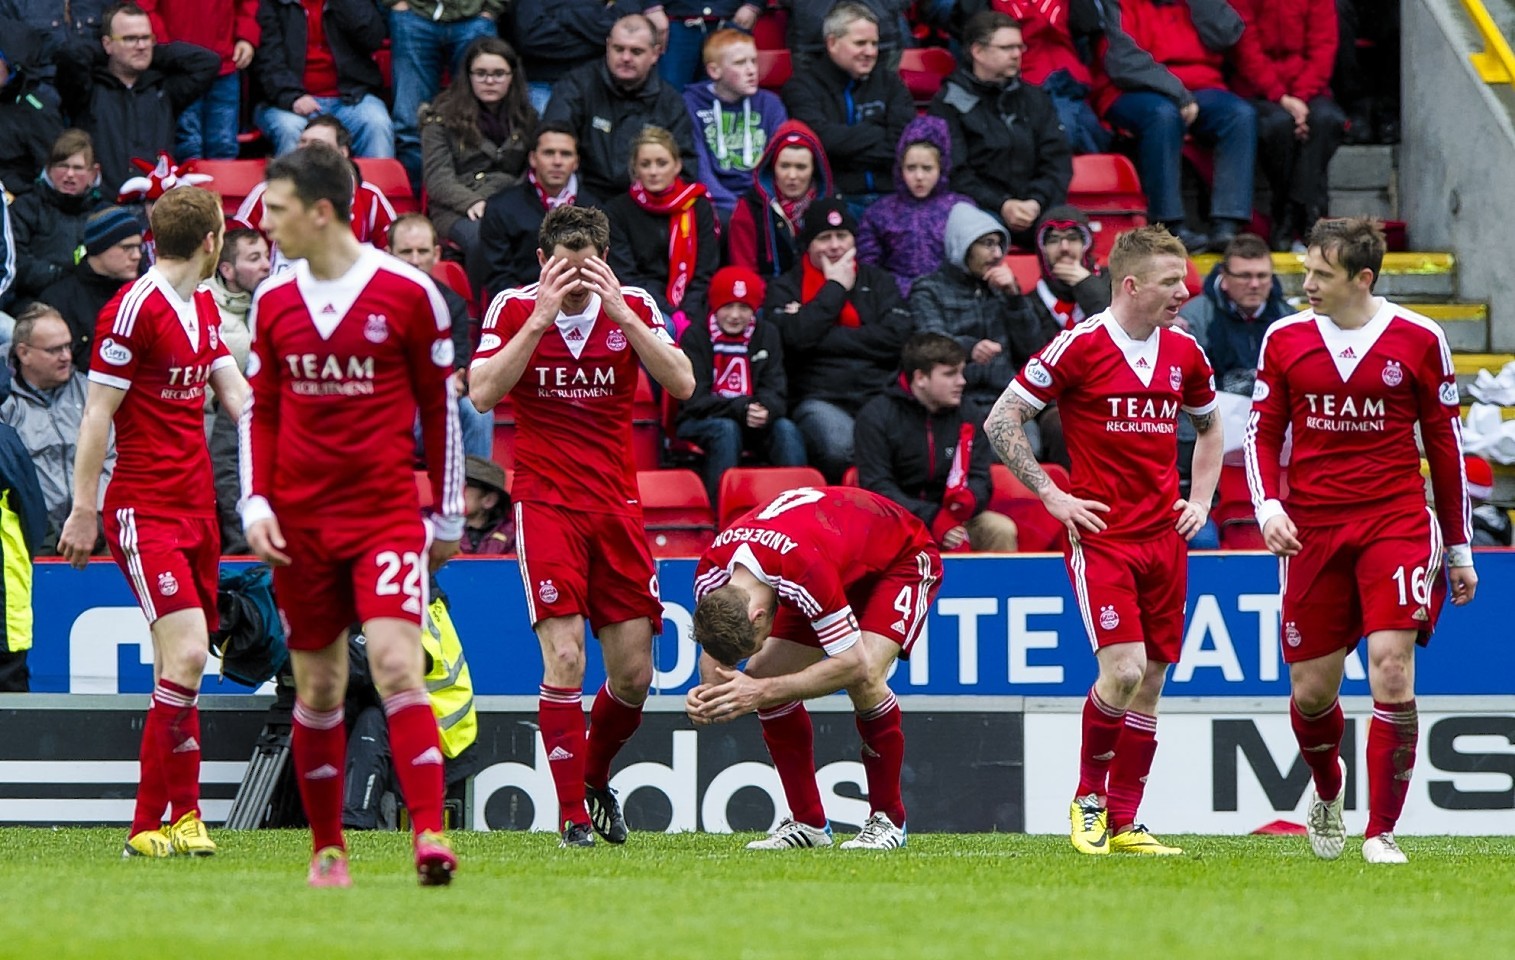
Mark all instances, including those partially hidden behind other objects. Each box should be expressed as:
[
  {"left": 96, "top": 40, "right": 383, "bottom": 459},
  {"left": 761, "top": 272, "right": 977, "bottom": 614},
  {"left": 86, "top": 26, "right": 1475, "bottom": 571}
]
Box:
[{"left": 1402, "top": 0, "right": 1515, "bottom": 350}]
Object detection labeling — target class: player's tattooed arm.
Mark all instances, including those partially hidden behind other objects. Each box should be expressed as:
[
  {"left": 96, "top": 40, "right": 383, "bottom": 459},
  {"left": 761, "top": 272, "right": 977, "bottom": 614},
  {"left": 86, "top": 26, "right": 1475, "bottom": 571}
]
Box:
[
  {"left": 985, "top": 389, "right": 1055, "bottom": 495},
  {"left": 1188, "top": 409, "right": 1219, "bottom": 434},
  {"left": 1186, "top": 406, "right": 1224, "bottom": 511}
]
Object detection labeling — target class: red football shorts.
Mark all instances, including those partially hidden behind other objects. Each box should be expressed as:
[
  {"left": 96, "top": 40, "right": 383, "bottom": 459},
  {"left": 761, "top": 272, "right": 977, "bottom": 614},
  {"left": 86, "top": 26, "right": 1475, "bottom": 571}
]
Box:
[
  {"left": 1066, "top": 531, "right": 1187, "bottom": 663},
  {"left": 104, "top": 508, "right": 220, "bottom": 629},
  {"left": 1280, "top": 505, "right": 1445, "bottom": 663},
  {"left": 273, "top": 514, "right": 430, "bottom": 650},
  {"left": 771, "top": 543, "right": 943, "bottom": 659},
  {"left": 515, "top": 501, "right": 663, "bottom": 633}
]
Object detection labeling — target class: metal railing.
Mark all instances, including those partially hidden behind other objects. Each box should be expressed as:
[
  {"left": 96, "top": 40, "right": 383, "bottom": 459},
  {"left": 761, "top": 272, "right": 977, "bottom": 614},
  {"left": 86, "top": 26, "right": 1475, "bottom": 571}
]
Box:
[{"left": 1463, "top": 0, "right": 1515, "bottom": 82}]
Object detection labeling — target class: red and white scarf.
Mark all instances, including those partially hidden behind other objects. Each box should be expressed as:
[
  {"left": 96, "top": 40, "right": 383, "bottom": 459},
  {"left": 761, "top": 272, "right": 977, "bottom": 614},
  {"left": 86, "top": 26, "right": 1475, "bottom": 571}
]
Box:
[
  {"left": 530, "top": 170, "right": 577, "bottom": 211},
  {"left": 710, "top": 313, "right": 758, "bottom": 398},
  {"left": 630, "top": 177, "right": 707, "bottom": 308}
]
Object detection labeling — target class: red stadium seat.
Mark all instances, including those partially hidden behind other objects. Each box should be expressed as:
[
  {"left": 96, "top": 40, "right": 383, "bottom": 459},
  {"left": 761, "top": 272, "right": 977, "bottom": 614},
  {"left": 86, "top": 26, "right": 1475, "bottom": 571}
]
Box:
[
  {"left": 1067, "top": 154, "right": 1148, "bottom": 263},
  {"left": 431, "top": 260, "right": 473, "bottom": 306},
  {"left": 751, "top": 10, "right": 788, "bottom": 50},
  {"left": 758, "top": 49, "right": 792, "bottom": 91},
  {"left": 717, "top": 466, "right": 827, "bottom": 529},
  {"left": 633, "top": 371, "right": 662, "bottom": 471},
  {"left": 841, "top": 466, "right": 860, "bottom": 487},
  {"left": 988, "top": 464, "right": 1067, "bottom": 552},
  {"left": 639, "top": 469, "right": 716, "bottom": 557},
  {"left": 1212, "top": 462, "right": 1269, "bottom": 549},
  {"left": 662, "top": 391, "right": 704, "bottom": 464},
  {"left": 192, "top": 159, "right": 268, "bottom": 215},
  {"left": 1184, "top": 258, "right": 1203, "bottom": 299},
  {"left": 898, "top": 47, "right": 955, "bottom": 108},
  {"left": 1003, "top": 253, "right": 1042, "bottom": 295},
  {"left": 355, "top": 157, "right": 419, "bottom": 213}
]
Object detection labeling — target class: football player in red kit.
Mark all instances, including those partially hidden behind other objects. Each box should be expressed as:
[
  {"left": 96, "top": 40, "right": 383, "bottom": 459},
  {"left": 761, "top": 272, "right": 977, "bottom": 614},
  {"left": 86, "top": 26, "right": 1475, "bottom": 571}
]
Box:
[
  {"left": 59, "top": 187, "right": 249, "bottom": 860},
  {"left": 469, "top": 205, "right": 695, "bottom": 848},
  {"left": 240, "top": 146, "right": 466, "bottom": 887},
  {"left": 986, "top": 225, "right": 1223, "bottom": 857},
  {"left": 687, "top": 486, "right": 943, "bottom": 851},
  {"left": 1245, "top": 217, "right": 1477, "bottom": 864}
]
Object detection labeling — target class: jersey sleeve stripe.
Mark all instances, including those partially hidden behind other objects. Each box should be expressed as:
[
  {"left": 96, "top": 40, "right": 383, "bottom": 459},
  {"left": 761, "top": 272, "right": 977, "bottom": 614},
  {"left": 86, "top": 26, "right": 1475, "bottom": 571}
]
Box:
[
  {"left": 622, "top": 285, "right": 667, "bottom": 330},
  {"left": 775, "top": 581, "right": 822, "bottom": 619},
  {"left": 482, "top": 283, "right": 540, "bottom": 332},
  {"left": 112, "top": 274, "right": 155, "bottom": 338},
  {"left": 693, "top": 567, "right": 731, "bottom": 600},
  {"left": 210, "top": 355, "right": 238, "bottom": 373},
  {"left": 1038, "top": 317, "right": 1100, "bottom": 367},
  {"left": 1182, "top": 398, "right": 1218, "bottom": 416},
  {"left": 1243, "top": 408, "right": 1266, "bottom": 508},
  {"left": 88, "top": 370, "right": 131, "bottom": 391},
  {"left": 1008, "top": 380, "right": 1046, "bottom": 411},
  {"left": 237, "top": 391, "right": 256, "bottom": 502}
]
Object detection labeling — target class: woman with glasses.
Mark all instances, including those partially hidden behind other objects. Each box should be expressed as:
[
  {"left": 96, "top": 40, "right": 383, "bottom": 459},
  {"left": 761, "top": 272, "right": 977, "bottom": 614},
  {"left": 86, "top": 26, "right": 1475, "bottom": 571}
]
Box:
[{"left": 419, "top": 37, "right": 537, "bottom": 254}]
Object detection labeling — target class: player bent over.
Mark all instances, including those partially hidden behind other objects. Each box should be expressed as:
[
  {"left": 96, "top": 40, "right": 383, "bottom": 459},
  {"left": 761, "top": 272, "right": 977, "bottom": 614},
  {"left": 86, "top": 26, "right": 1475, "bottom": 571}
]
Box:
[
  {"left": 241, "top": 146, "right": 466, "bottom": 886},
  {"left": 1245, "top": 217, "right": 1477, "bottom": 864},
  {"left": 61, "top": 187, "right": 248, "bottom": 859},
  {"left": 688, "top": 486, "right": 943, "bottom": 850},
  {"left": 986, "top": 225, "right": 1221, "bottom": 856},
  {"left": 469, "top": 206, "right": 695, "bottom": 847}
]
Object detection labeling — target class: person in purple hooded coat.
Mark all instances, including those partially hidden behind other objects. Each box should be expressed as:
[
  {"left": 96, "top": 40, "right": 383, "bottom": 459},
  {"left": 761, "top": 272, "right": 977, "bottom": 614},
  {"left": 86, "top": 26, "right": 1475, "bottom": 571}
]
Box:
[{"left": 855, "top": 114, "right": 974, "bottom": 297}]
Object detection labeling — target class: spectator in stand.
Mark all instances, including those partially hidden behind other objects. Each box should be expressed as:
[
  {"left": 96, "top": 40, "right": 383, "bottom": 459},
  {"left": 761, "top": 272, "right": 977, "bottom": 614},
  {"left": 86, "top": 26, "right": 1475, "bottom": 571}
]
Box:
[
  {"left": 385, "top": 212, "right": 493, "bottom": 460},
  {"left": 460, "top": 454, "right": 514, "bottom": 555},
  {"left": 201, "top": 226, "right": 266, "bottom": 552},
  {"left": 476, "top": 122, "right": 600, "bottom": 302},
  {"left": 785, "top": 0, "right": 910, "bottom": 72},
  {"left": 854, "top": 332, "right": 1019, "bottom": 553},
  {"left": 783, "top": 2, "right": 912, "bottom": 218},
  {"left": 0, "top": 303, "right": 114, "bottom": 553},
  {"left": 726, "top": 119, "right": 833, "bottom": 279},
  {"left": 1090, "top": 0, "right": 1254, "bottom": 254},
  {"left": 0, "top": 192, "right": 12, "bottom": 328},
  {"left": 138, "top": 0, "right": 260, "bottom": 160},
  {"left": 1228, "top": 0, "right": 1344, "bottom": 252},
  {"left": 765, "top": 196, "right": 912, "bottom": 481},
  {"left": 676, "top": 265, "right": 806, "bottom": 503},
  {"left": 954, "top": 0, "right": 1109, "bottom": 154},
  {"left": 1465, "top": 455, "right": 1511, "bottom": 548},
  {"left": 910, "top": 202, "right": 1064, "bottom": 462},
  {"left": 419, "top": 36, "right": 535, "bottom": 255},
  {"left": 53, "top": 2, "right": 219, "bottom": 196},
  {"left": 605, "top": 125, "right": 719, "bottom": 334},
  {"left": 1177, "top": 231, "right": 1287, "bottom": 397},
  {"left": 930, "top": 10, "right": 1071, "bottom": 250},
  {"left": 856, "top": 114, "right": 973, "bottom": 297},
  {"left": 385, "top": 0, "right": 504, "bottom": 189},
  {"left": 657, "top": 2, "right": 762, "bottom": 88},
  {"left": 0, "top": 0, "right": 108, "bottom": 53},
  {"left": 682, "top": 28, "right": 787, "bottom": 222},
  {"left": 1025, "top": 204, "right": 1110, "bottom": 333},
  {"left": 513, "top": 0, "right": 646, "bottom": 116},
  {"left": 7, "top": 130, "right": 105, "bottom": 308},
  {"left": 543, "top": 15, "right": 699, "bottom": 200},
  {"left": 0, "top": 359, "right": 44, "bottom": 691},
  {"left": 113, "top": 152, "right": 215, "bottom": 267},
  {"left": 37, "top": 204, "right": 141, "bottom": 366},
  {"left": 0, "top": 16, "right": 64, "bottom": 199},
  {"left": 235, "top": 115, "right": 397, "bottom": 272},
  {"left": 250, "top": 0, "right": 391, "bottom": 159}
]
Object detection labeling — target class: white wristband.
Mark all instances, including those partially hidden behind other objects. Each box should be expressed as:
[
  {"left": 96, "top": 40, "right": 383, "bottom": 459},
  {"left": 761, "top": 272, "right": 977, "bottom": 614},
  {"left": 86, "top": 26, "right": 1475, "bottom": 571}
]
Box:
[
  {"left": 1447, "top": 543, "right": 1474, "bottom": 568},
  {"left": 239, "top": 494, "right": 274, "bottom": 531}
]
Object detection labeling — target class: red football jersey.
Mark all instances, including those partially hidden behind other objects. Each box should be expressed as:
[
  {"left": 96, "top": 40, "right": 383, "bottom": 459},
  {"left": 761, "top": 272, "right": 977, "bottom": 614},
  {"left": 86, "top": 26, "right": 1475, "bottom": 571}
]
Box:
[
  {"left": 1010, "top": 311, "right": 1218, "bottom": 540},
  {"left": 472, "top": 283, "right": 670, "bottom": 517},
  {"left": 90, "top": 269, "right": 236, "bottom": 516},
  {"left": 1244, "top": 302, "right": 1471, "bottom": 543},
  {"left": 242, "top": 246, "right": 464, "bottom": 528},
  {"left": 693, "top": 486, "right": 935, "bottom": 656},
  {"left": 235, "top": 179, "right": 397, "bottom": 273}
]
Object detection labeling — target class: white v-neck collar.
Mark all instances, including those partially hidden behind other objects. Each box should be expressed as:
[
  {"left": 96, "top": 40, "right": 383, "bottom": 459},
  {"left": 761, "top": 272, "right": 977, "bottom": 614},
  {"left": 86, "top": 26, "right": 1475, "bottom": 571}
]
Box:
[
  {"left": 295, "top": 246, "right": 383, "bottom": 341},
  {"left": 1101, "top": 313, "right": 1161, "bottom": 387},
  {"left": 147, "top": 267, "right": 201, "bottom": 349},
  {"left": 1314, "top": 297, "right": 1392, "bottom": 381},
  {"left": 556, "top": 294, "right": 603, "bottom": 360}
]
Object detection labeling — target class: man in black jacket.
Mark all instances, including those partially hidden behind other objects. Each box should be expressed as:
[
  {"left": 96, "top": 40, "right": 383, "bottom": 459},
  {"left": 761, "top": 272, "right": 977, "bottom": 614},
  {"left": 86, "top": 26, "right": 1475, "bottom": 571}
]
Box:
[
  {"left": 541, "top": 15, "right": 698, "bottom": 199},
  {"left": 476, "top": 123, "right": 601, "bottom": 302},
  {"left": 54, "top": 2, "right": 218, "bottom": 196},
  {"left": 929, "top": 10, "right": 1071, "bottom": 249},
  {"left": 781, "top": 2, "right": 912, "bottom": 215},
  {"left": 7, "top": 129, "right": 106, "bottom": 307},
  {"left": 512, "top": 0, "right": 647, "bottom": 111},
  {"left": 764, "top": 196, "right": 911, "bottom": 482},
  {"left": 0, "top": 16, "right": 64, "bottom": 200},
  {"left": 250, "top": 0, "right": 392, "bottom": 159},
  {"left": 854, "top": 332, "right": 1018, "bottom": 552},
  {"left": 35, "top": 204, "right": 140, "bottom": 367},
  {"left": 676, "top": 266, "right": 806, "bottom": 504}
]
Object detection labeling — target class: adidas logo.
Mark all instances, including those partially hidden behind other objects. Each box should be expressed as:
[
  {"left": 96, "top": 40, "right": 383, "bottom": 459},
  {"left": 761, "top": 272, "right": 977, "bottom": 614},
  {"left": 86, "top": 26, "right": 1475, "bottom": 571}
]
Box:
[
  {"left": 565, "top": 328, "right": 585, "bottom": 341},
  {"left": 1136, "top": 358, "right": 1149, "bottom": 367},
  {"left": 1338, "top": 347, "right": 1356, "bottom": 359},
  {"left": 890, "top": 618, "right": 908, "bottom": 634},
  {"left": 412, "top": 746, "right": 444, "bottom": 766},
  {"left": 548, "top": 746, "right": 574, "bottom": 761},
  {"left": 305, "top": 764, "right": 340, "bottom": 780},
  {"left": 172, "top": 737, "right": 200, "bottom": 754},
  {"left": 320, "top": 303, "right": 337, "bottom": 315}
]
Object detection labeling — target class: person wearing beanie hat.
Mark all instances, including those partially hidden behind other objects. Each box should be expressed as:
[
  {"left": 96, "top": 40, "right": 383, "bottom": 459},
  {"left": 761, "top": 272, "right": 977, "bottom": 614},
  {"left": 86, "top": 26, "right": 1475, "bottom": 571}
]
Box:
[
  {"left": 676, "top": 265, "right": 807, "bottom": 503},
  {"left": 764, "top": 194, "right": 912, "bottom": 482},
  {"left": 34, "top": 205, "right": 143, "bottom": 368}
]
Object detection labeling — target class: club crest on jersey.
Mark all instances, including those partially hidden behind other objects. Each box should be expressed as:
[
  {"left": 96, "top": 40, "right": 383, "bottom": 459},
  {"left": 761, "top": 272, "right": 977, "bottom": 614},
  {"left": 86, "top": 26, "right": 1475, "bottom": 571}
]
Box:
[
  {"left": 364, "top": 313, "right": 389, "bottom": 343},
  {"left": 1284, "top": 620, "right": 1302, "bottom": 647},
  {"left": 1025, "top": 358, "right": 1053, "bottom": 388},
  {"left": 209, "top": 324, "right": 219, "bottom": 349},
  {"left": 98, "top": 338, "right": 132, "bottom": 366},
  {"left": 1098, "top": 605, "right": 1119, "bottom": 630},
  {"left": 157, "top": 572, "right": 179, "bottom": 597},
  {"left": 606, "top": 329, "right": 628, "bottom": 352},
  {"left": 538, "top": 579, "right": 559, "bottom": 604},
  {"left": 1169, "top": 365, "right": 1183, "bottom": 391},
  {"left": 1381, "top": 360, "right": 1403, "bottom": 387},
  {"left": 245, "top": 352, "right": 261, "bottom": 377}
]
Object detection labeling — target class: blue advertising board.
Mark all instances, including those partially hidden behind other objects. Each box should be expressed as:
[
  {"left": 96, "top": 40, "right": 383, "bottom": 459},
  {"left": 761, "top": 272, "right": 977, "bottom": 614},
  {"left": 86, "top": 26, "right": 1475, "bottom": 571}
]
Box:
[{"left": 26, "top": 551, "right": 1513, "bottom": 697}]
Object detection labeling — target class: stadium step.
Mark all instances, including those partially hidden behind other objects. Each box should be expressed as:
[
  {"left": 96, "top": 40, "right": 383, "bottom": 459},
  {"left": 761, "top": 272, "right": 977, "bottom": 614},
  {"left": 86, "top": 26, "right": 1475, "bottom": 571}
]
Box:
[
  {"left": 1453, "top": 352, "right": 1515, "bottom": 393},
  {"left": 1188, "top": 251, "right": 1458, "bottom": 301},
  {"left": 1328, "top": 145, "right": 1398, "bottom": 221}
]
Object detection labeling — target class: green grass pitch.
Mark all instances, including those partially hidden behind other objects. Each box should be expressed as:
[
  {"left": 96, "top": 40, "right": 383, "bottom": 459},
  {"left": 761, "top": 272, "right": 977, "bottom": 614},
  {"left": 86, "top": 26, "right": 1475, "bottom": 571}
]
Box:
[{"left": 2, "top": 829, "right": 1509, "bottom": 959}]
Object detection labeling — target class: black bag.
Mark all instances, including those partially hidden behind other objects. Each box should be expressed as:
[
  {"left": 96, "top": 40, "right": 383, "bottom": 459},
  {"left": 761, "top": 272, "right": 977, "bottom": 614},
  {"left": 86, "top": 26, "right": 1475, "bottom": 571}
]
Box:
[{"left": 209, "top": 563, "right": 290, "bottom": 687}]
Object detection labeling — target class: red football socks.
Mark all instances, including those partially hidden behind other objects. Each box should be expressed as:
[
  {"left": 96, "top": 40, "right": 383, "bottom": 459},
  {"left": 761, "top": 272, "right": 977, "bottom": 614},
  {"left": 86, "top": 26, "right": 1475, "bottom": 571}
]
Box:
[
  {"left": 1076, "top": 687, "right": 1126, "bottom": 800},
  {"left": 585, "top": 682, "right": 644, "bottom": 790},
  {"left": 855, "top": 693, "right": 906, "bottom": 826},
  {"left": 153, "top": 678, "right": 203, "bottom": 823},
  {"left": 1366, "top": 699, "right": 1419, "bottom": 838},
  {"left": 1105, "top": 711, "right": 1158, "bottom": 833},
  {"left": 539, "top": 684, "right": 588, "bottom": 828},
  {"left": 292, "top": 700, "right": 347, "bottom": 853},
  {"left": 1289, "top": 697, "right": 1345, "bottom": 802},
  {"left": 383, "top": 688, "right": 445, "bottom": 837},
  {"left": 758, "top": 701, "right": 827, "bottom": 829}
]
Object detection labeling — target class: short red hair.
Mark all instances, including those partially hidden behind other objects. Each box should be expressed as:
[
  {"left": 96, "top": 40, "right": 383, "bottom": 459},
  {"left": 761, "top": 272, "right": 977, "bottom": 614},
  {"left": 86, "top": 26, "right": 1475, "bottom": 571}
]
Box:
[{"left": 703, "top": 28, "right": 755, "bottom": 67}]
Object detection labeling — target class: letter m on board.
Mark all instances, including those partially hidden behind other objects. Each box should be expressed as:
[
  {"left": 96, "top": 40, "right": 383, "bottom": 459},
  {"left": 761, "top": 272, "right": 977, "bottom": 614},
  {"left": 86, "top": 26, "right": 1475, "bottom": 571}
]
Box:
[{"left": 1211, "top": 719, "right": 1356, "bottom": 812}]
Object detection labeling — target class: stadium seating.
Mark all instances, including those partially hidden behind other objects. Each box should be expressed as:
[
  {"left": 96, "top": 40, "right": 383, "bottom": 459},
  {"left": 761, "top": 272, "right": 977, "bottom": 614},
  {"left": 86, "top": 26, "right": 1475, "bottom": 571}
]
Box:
[
  {"left": 758, "top": 50, "right": 792, "bottom": 92},
  {"left": 841, "top": 466, "right": 859, "bottom": 486},
  {"left": 432, "top": 260, "right": 473, "bottom": 305},
  {"left": 1212, "top": 462, "right": 1271, "bottom": 549},
  {"left": 194, "top": 158, "right": 268, "bottom": 215},
  {"left": 1067, "top": 154, "right": 1148, "bottom": 262},
  {"left": 898, "top": 47, "right": 955, "bottom": 109},
  {"left": 717, "top": 466, "right": 827, "bottom": 528},
  {"left": 751, "top": 11, "right": 787, "bottom": 50},
  {"left": 632, "top": 371, "right": 662, "bottom": 471},
  {"left": 988, "top": 464, "right": 1068, "bottom": 552},
  {"left": 356, "top": 157, "right": 419, "bottom": 214},
  {"left": 1003, "top": 253, "right": 1042, "bottom": 294},
  {"left": 638, "top": 469, "right": 716, "bottom": 557}
]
